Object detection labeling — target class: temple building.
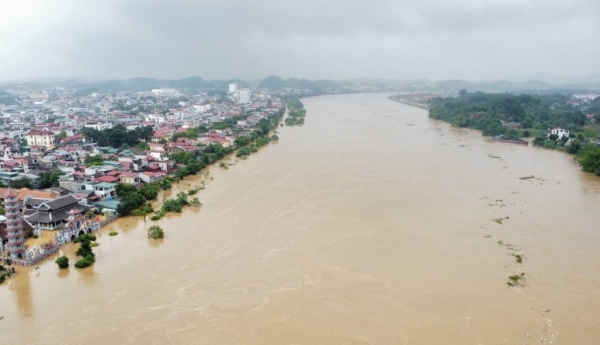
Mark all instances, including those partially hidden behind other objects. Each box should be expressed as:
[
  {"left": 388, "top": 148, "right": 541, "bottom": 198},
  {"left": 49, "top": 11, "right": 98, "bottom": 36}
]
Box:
[{"left": 24, "top": 195, "right": 91, "bottom": 231}]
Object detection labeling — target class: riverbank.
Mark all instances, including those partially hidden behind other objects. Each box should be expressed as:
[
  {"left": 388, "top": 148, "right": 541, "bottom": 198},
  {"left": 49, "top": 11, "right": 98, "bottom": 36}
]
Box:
[{"left": 388, "top": 94, "right": 432, "bottom": 109}]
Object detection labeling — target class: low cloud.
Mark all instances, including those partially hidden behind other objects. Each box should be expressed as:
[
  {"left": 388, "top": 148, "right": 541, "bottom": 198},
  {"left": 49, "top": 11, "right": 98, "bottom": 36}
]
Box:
[{"left": 0, "top": 0, "right": 599, "bottom": 81}]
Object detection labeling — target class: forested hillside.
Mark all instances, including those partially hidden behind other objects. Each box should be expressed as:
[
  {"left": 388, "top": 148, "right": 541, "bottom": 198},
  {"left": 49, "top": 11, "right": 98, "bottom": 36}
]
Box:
[{"left": 428, "top": 90, "right": 600, "bottom": 175}]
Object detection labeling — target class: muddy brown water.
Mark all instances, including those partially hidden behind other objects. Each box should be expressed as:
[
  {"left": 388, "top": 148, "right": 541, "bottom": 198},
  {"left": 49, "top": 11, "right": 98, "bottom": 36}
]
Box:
[{"left": 1, "top": 93, "right": 600, "bottom": 344}]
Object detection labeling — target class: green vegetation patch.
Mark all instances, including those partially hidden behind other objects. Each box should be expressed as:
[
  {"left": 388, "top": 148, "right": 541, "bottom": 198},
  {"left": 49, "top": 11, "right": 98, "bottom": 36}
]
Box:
[
  {"left": 507, "top": 273, "right": 526, "bottom": 287},
  {"left": 74, "top": 234, "right": 97, "bottom": 268},
  {"left": 148, "top": 225, "right": 164, "bottom": 239},
  {"left": 55, "top": 255, "right": 69, "bottom": 269},
  {"left": 284, "top": 98, "right": 307, "bottom": 126},
  {"left": 513, "top": 254, "right": 523, "bottom": 264}
]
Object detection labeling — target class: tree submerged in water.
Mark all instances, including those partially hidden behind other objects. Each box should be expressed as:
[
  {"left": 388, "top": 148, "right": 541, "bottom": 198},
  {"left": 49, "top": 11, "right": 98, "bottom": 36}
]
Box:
[
  {"left": 55, "top": 255, "right": 69, "bottom": 269},
  {"left": 147, "top": 225, "right": 164, "bottom": 239},
  {"left": 74, "top": 234, "right": 96, "bottom": 268}
]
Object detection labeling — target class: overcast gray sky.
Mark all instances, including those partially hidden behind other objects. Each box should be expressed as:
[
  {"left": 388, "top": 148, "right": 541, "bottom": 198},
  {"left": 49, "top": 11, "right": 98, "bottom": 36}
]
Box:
[{"left": 1, "top": 0, "right": 599, "bottom": 81}]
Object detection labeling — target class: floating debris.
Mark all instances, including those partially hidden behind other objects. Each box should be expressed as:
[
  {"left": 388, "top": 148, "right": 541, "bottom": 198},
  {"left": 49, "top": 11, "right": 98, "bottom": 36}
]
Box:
[
  {"left": 519, "top": 175, "right": 535, "bottom": 180},
  {"left": 490, "top": 216, "right": 510, "bottom": 224}
]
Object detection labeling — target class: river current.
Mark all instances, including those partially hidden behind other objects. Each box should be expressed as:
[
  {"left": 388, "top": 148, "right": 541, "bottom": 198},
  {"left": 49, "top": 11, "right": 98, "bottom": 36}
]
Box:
[{"left": 1, "top": 93, "right": 600, "bottom": 344}]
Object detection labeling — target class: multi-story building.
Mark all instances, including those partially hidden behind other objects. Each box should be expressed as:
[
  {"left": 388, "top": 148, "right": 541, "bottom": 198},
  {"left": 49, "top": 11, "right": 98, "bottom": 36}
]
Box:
[
  {"left": 151, "top": 88, "right": 179, "bottom": 97},
  {"left": 84, "top": 122, "right": 113, "bottom": 131},
  {"left": 238, "top": 89, "right": 251, "bottom": 104},
  {"left": 25, "top": 129, "right": 56, "bottom": 150},
  {"left": 3, "top": 189, "right": 25, "bottom": 260}
]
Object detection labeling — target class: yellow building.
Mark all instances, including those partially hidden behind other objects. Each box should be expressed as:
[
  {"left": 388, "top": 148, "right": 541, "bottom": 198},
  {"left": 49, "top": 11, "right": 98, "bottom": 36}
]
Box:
[{"left": 26, "top": 129, "right": 56, "bottom": 150}]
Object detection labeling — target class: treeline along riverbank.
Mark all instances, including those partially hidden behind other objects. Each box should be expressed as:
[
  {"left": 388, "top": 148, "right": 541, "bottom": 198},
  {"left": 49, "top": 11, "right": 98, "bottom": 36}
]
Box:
[
  {"left": 117, "top": 103, "right": 288, "bottom": 220},
  {"left": 422, "top": 91, "right": 600, "bottom": 175}
]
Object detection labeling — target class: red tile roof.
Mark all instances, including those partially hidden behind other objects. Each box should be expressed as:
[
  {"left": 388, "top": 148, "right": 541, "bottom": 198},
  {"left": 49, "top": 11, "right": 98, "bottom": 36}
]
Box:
[
  {"left": 27, "top": 129, "right": 54, "bottom": 136},
  {"left": 96, "top": 176, "right": 119, "bottom": 183}
]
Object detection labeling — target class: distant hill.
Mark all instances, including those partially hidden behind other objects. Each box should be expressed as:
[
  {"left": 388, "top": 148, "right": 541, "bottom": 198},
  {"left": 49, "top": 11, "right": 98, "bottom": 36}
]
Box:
[
  {"left": 2, "top": 75, "right": 600, "bottom": 94},
  {"left": 257, "top": 75, "right": 344, "bottom": 91},
  {"left": 257, "top": 76, "right": 287, "bottom": 90}
]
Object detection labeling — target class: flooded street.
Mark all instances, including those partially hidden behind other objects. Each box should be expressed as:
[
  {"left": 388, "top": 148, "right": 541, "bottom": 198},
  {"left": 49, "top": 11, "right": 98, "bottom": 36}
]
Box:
[{"left": 1, "top": 93, "right": 600, "bottom": 344}]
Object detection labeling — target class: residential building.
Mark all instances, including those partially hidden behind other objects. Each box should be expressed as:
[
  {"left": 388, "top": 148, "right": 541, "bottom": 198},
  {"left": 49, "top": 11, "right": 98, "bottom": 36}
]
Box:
[
  {"left": 93, "top": 182, "right": 116, "bottom": 200},
  {"left": 238, "top": 89, "right": 251, "bottom": 104},
  {"left": 84, "top": 122, "right": 113, "bottom": 131},
  {"left": 26, "top": 129, "right": 56, "bottom": 150},
  {"left": 550, "top": 128, "right": 569, "bottom": 139}
]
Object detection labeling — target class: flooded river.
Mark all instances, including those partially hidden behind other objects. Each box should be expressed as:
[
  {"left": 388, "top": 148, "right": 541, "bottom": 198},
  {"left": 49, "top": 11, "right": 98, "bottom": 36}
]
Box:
[{"left": 1, "top": 93, "right": 600, "bottom": 344}]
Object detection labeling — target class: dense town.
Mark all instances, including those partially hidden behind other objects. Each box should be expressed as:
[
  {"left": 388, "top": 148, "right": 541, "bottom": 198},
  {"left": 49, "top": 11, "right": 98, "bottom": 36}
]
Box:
[{"left": 0, "top": 83, "right": 295, "bottom": 268}]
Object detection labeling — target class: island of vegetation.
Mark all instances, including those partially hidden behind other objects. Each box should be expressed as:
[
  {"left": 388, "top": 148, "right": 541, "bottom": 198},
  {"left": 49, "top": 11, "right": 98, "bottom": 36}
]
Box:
[{"left": 392, "top": 91, "right": 600, "bottom": 175}]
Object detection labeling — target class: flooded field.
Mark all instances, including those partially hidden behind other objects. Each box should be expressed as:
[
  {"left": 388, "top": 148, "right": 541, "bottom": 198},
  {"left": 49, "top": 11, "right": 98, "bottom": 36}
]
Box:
[{"left": 1, "top": 93, "right": 600, "bottom": 344}]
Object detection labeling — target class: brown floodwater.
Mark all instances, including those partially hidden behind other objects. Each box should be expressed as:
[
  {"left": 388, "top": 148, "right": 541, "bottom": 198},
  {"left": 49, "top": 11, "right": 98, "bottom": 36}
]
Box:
[{"left": 1, "top": 93, "right": 600, "bottom": 344}]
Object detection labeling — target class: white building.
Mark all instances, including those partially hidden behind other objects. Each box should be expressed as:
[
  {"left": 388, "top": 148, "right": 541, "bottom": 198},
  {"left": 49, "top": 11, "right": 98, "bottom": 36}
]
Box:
[
  {"left": 238, "top": 89, "right": 251, "bottom": 104},
  {"left": 145, "top": 114, "right": 166, "bottom": 124},
  {"left": 151, "top": 89, "right": 179, "bottom": 97},
  {"left": 550, "top": 128, "right": 569, "bottom": 139},
  {"left": 228, "top": 83, "right": 238, "bottom": 93},
  {"left": 193, "top": 104, "right": 211, "bottom": 113},
  {"left": 84, "top": 122, "right": 113, "bottom": 131},
  {"left": 572, "top": 94, "right": 599, "bottom": 101}
]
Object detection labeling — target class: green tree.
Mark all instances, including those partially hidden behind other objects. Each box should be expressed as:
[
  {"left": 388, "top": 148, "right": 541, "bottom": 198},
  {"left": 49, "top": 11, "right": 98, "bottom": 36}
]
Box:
[
  {"left": 37, "top": 171, "right": 65, "bottom": 189},
  {"left": 74, "top": 234, "right": 97, "bottom": 268},
  {"left": 85, "top": 154, "right": 105, "bottom": 166},
  {"left": 135, "top": 142, "right": 150, "bottom": 151},
  {"left": 578, "top": 144, "right": 600, "bottom": 175},
  {"left": 160, "top": 177, "right": 172, "bottom": 190},
  {"left": 55, "top": 256, "right": 69, "bottom": 269},
  {"left": 147, "top": 225, "right": 164, "bottom": 239},
  {"left": 234, "top": 136, "right": 250, "bottom": 147},
  {"left": 10, "top": 177, "right": 33, "bottom": 189},
  {"left": 56, "top": 130, "right": 67, "bottom": 141},
  {"left": 140, "top": 183, "right": 160, "bottom": 200}
]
